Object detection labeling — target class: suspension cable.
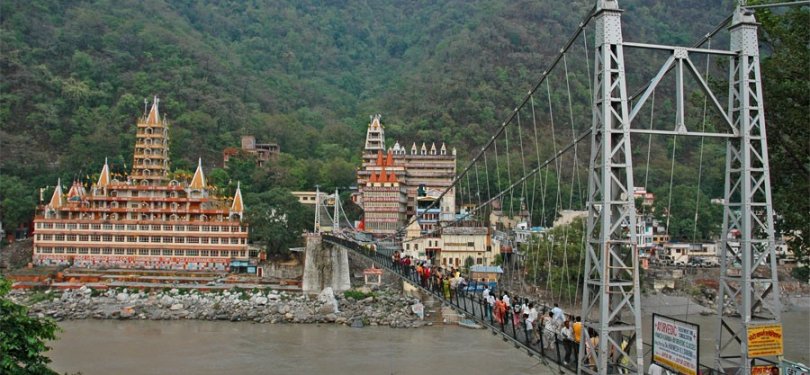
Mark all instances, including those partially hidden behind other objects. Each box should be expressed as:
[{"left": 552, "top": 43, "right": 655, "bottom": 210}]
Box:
[{"left": 692, "top": 38, "right": 712, "bottom": 242}]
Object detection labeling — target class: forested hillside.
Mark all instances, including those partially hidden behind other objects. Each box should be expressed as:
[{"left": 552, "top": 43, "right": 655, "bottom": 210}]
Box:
[{"left": 1, "top": 0, "right": 806, "bottom": 264}]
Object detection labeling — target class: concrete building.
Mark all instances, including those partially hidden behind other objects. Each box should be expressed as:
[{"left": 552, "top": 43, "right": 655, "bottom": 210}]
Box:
[
  {"left": 361, "top": 150, "right": 407, "bottom": 236},
  {"left": 357, "top": 115, "right": 457, "bottom": 223},
  {"left": 32, "top": 98, "right": 252, "bottom": 271},
  {"left": 223, "top": 135, "right": 280, "bottom": 167},
  {"left": 439, "top": 226, "right": 494, "bottom": 268}
]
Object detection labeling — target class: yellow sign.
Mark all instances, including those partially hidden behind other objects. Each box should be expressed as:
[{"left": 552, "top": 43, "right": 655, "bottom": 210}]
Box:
[{"left": 747, "top": 323, "right": 784, "bottom": 357}]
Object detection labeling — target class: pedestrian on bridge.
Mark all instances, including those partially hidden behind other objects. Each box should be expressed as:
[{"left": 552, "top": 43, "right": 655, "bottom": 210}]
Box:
[
  {"left": 551, "top": 303, "right": 565, "bottom": 322},
  {"left": 494, "top": 296, "right": 507, "bottom": 326},
  {"left": 403, "top": 256, "right": 412, "bottom": 277},
  {"left": 542, "top": 311, "right": 561, "bottom": 350},
  {"left": 482, "top": 285, "right": 493, "bottom": 320},
  {"left": 392, "top": 251, "right": 401, "bottom": 272},
  {"left": 560, "top": 319, "right": 574, "bottom": 364}
]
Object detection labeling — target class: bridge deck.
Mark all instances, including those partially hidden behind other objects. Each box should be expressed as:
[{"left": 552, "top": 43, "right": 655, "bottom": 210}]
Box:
[{"left": 324, "top": 234, "right": 578, "bottom": 374}]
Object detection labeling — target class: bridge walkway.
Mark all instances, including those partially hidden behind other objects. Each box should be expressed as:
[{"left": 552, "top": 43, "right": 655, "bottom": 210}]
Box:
[{"left": 325, "top": 234, "right": 579, "bottom": 374}]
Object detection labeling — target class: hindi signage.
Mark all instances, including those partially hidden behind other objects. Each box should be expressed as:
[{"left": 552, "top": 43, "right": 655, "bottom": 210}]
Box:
[
  {"left": 652, "top": 314, "right": 700, "bottom": 375},
  {"left": 747, "top": 323, "right": 784, "bottom": 358}
]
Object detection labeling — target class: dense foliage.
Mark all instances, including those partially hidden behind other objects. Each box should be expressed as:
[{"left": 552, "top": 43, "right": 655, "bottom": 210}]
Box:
[
  {"left": 756, "top": 4, "right": 810, "bottom": 280},
  {"left": 0, "top": 277, "right": 60, "bottom": 375}
]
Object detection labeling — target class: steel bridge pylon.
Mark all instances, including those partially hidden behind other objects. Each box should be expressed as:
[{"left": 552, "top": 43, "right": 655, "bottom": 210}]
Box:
[
  {"left": 717, "top": 7, "right": 781, "bottom": 375},
  {"left": 580, "top": 1, "right": 643, "bottom": 375},
  {"left": 580, "top": 1, "right": 781, "bottom": 375}
]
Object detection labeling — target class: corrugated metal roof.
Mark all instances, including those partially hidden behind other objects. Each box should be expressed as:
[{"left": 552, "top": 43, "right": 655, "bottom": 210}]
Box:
[{"left": 470, "top": 265, "right": 503, "bottom": 273}]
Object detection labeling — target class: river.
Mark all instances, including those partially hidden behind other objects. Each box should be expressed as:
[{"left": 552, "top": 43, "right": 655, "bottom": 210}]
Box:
[
  {"left": 48, "top": 321, "right": 550, "bottom": 375},
  {"left": 49, "top": 311, "right": 808, "bottom": 374}
]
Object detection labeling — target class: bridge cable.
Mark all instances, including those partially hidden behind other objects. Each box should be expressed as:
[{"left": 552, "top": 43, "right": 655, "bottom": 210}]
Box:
[
  {"left": 665, "top": 135, "right": 678, "bottom": 239},
  {"left": 692, "top": 38, "right": 712, "bottom": 242},
  {"left": 574, "top": 27, "right": 592, "bottom": 306},
  {"left": 545, "top": 78, "right": 562, "bottom": 294},
  {"left": 561, "top": 52, "right": 581, "bottom": 303},
  {"left": 528, "top": 95, "right": 543, "bottom": 287},
  {"left": 643, "top": 90, "right": 656, "bottom": 189},
  {"left": 387, "top": 5, "right": 598, "bottom": 242}
]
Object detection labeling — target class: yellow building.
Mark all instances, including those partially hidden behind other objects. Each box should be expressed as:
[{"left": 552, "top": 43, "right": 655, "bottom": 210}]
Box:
[{"left": 437, "top": 226, "right": 495, "bottom": 268}]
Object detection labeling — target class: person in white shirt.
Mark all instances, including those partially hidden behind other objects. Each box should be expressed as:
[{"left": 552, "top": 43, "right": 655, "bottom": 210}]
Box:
[
  {"left": 485, "top": 293, "right": 495, "bottom": 321},
  {"left": 551, "top": 303, "right": 565, "bottom": 322},
  {"left": 648, "top": 363, "right": 666, "bottom": 375},
  {"left": 502, "top": 292, "right": 510, "bottom": 307},
  {"left": 543, "top": 311, "right": 562, "bottom": 349}
]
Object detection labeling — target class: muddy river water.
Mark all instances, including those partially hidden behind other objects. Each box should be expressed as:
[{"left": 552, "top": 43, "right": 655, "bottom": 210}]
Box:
[{"left": 49, "top": 311, "right": 808, "bottom": 375}]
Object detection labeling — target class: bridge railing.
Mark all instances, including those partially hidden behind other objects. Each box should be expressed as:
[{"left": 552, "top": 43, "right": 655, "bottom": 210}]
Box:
[{"left": 324, "top": 234, "right": 583, "bottom": 373}]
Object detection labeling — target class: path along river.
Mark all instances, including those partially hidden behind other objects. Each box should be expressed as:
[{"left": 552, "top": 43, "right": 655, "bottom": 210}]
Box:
[{"left": 49, "top": 311, "right": 808, "bottom": 375}]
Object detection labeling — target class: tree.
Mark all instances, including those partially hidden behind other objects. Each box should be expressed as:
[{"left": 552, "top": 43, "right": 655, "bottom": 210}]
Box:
[
  {"left": 244, "top": 188, "right": 312, "bottom": 258},
  {"left": 0, "top": 277, "right": 60, "bottom": 375},
  {"left": 0, "top": 176, "right": 35, "bottom": 235},
  {"left": 756, "top": 4, "right": 810, "bottom": 281},
  {"left": 523, "top": 218, "right": 585, "bottom": 304}
]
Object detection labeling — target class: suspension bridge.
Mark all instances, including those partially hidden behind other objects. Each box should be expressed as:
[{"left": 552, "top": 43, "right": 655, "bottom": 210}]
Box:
[{"left": 314, "top": 1, "right": 798, "bottom": 374}]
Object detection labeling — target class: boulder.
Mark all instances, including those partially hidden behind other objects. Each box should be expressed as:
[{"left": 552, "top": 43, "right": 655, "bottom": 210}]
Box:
[
  {"left": 318, "top": 303, "right": 336, "bottom": 315},
  {"left": 120, "top": 306, "right": 135, "bottom": 319},
  {"left": 170, "top": 303, "right": 184, "bottom": 311},
  {"left": 255, "top": 296, "right": 268, "bottom": 306},
  {"left": 116, "top": 293, "right": 129, "bottom": 302},
  {"left": 160, "top": 296, "right": 175, "bottom": 306},
  {"left": 317, "top": 287, "right": 340, "bottom": 313}
]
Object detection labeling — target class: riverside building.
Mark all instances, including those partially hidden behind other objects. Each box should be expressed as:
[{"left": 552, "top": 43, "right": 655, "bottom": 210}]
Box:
[
  {"left": 357, "top": 114, "right": 457, "bottom": 236},
  {"left": 32, "top": 98, "right": 252, "bottom": 271}
]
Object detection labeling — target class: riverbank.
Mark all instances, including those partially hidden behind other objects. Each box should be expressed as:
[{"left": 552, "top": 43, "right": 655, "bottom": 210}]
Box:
[{"left": 10, "top": 285, "right": 429, "bottom": 328}]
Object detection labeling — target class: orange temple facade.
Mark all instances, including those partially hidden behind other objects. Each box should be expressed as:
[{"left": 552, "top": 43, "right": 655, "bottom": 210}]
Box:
[{"left": 32, "top": 98, "right": 251, "bottom": 271}]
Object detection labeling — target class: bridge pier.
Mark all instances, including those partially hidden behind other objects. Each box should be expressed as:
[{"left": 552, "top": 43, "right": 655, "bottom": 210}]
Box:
[{"left": 302, "top": 234, "right": 351, "bottom": 294}]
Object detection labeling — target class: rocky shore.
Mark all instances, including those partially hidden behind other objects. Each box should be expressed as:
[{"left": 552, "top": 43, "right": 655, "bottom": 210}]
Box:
[{"left": 10, "top": 286, "right": 431, "bottom": 329}]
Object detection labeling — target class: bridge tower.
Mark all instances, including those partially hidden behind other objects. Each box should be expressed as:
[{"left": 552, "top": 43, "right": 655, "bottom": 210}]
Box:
[
  {"left": 717, "top": 5, "right": 782, "bottom": 374},
  {"left": 581, "top": 1, "right": 643, "bottom": 375}
]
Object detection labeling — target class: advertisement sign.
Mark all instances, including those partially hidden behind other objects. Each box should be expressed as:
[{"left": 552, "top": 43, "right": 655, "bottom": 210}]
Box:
[
  {"left": 747, "top": 323, "right": 784, "bottom": 357},
  {"left": 652, "top": 314, "right": 700, "bottom": 375},
  {"left": 782, "top": 360, "right": 810, "bottom": 375},
  {"left": 753, "top": 365, "right": 780, "bottom": 375}
]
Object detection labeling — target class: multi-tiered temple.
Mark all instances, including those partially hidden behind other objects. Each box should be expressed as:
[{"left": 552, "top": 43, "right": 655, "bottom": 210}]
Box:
[
  {"left": 357, "top": 115, "right": 457, "bottom": 236},
  {"left": 32, "top": 98, "right": 251, "bottom": 271}
]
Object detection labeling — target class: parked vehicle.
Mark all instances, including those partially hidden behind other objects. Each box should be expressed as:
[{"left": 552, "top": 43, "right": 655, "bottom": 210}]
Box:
[{"left": 688, "top": 258, "right": 706, "bottom": 267}]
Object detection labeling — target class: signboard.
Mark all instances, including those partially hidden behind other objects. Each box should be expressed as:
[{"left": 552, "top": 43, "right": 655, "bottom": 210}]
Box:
[
  {"left": 782, "top": 360, "right": 810, "bottom": 375},
  {"left": 652, "top": 314, "right": 700, "bottom": 375},
  {"left": 753, "top": 365, "right": 780, "bottom": 375},
  {"left": 747, "top": 323, "right": 784, "bottom": 357}
]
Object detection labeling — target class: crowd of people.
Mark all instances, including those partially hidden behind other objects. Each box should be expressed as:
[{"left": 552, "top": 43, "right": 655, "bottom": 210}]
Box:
[
  {"left": 389, "top": 250, "right": 598, "bottom": 368},
  {"left": 334, "top": 236, "right": 678, "bottom": 375}
]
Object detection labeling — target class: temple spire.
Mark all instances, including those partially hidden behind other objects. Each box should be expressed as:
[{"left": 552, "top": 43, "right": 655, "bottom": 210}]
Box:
[
  {"left": 230, "top": 181, "right": 244, "bottom": 213},
  {"left": 146, "top": 96, "right": 160, "bottom": 124},
  {"left": 97, "top": 157, "right": 110, "bottom": 187},
  {"left": 189, "top": 158, "right": 206, "bottom": 189},
  {"left": 364, "top": 114, "right": 385, "bottom": 152},
  {"left": 49, "top": 178, "right": 64, "bottom": 209}
]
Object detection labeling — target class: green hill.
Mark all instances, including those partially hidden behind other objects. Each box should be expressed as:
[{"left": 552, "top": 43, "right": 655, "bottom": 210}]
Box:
[{"left": 0, "top": 0, "right": 806, "bottom": 254}]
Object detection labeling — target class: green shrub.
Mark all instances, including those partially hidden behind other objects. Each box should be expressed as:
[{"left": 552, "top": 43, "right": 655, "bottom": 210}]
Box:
[{"left": 344, "top": 290, "right": 375, "bottom": 300}]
